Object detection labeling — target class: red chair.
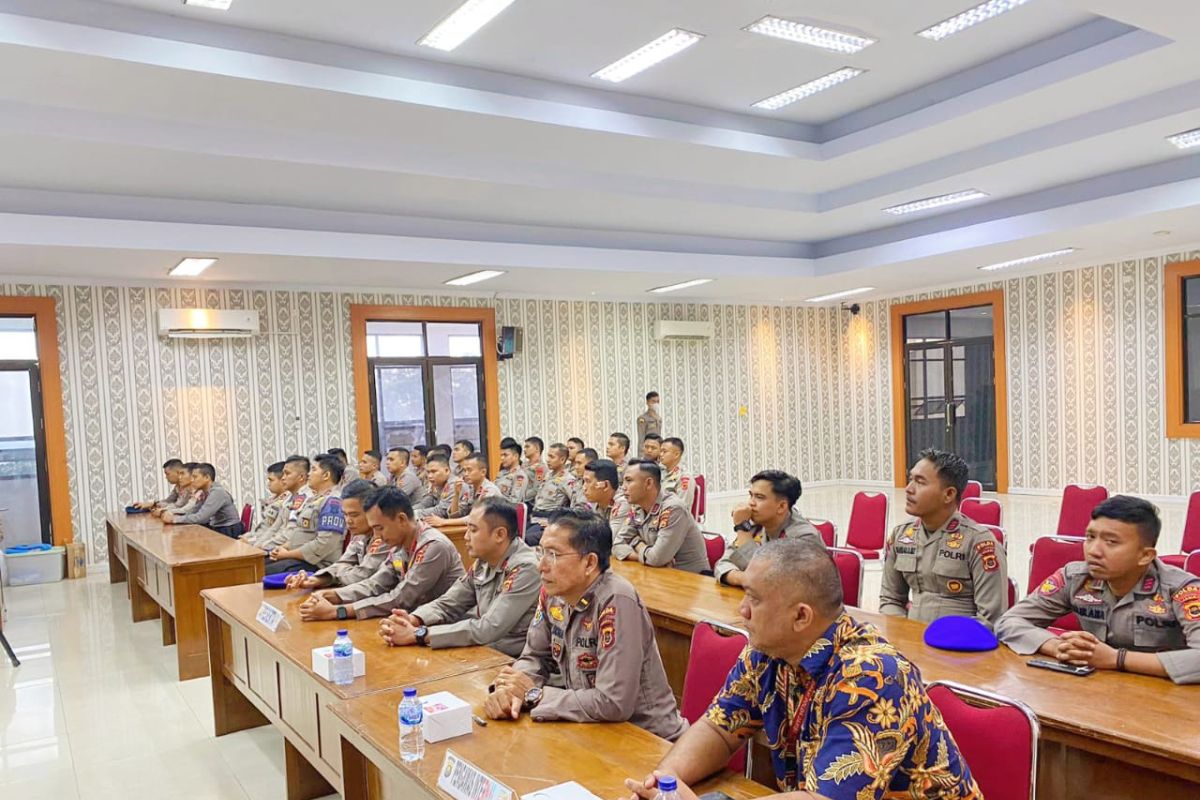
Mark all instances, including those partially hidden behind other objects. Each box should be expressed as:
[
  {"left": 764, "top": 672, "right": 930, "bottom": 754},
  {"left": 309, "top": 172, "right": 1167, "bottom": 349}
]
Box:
[
  {"left": 1185, "top": 550, "right": 1200, "bottom": 578},
  {"left": 982, "top": 525, "right": 1006, "bottom": 548},
  {"left": 962, "top": 480, "right": 983, "bottom": 500},
  {"left": 927, "top": 681, "right": 1039, "bottom": 800},
  {"left": 682, "top": 621, "right": 749, "bottom": 774},
  {"left": 1028, "top": 535, "right": 1086, "bottom": 632},
  {"left": 702, "top": 533, "right": 725, "bottom": 572},
  {"left": 515, "top": 503, "right": 527, "bottom": 540},
  {"left": 811, "top": 518, "right": 837, "bottom": 548},
  {"left": 690, "top": 474, "right": 707, "bottom": 524},
  {"left": 829, "top": 547, "right": 864, "bottom": 607},
  {"left": 240, "top": 503, "right": 253, "bottom": 532},
  {"left": 1056, "top": 484, "right": 1108, "bottom": 536},
  {"left": 961, "top": 498, "right": 1002, "bottom": 527},
  {"left": 843, "top": 491, "right": 889, "bottom": 560},
  {"left": 1161, "top": 490, "right": 1200, "bottom": 568},
  {"left": 1007, "top": 578, "right": 1019, "bottom": 610}
]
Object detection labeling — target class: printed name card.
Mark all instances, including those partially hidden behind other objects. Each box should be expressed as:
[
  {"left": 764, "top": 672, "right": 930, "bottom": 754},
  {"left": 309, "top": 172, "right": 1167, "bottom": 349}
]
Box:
[
  {"left": 437, "top": 750, "right": 514, "bottom": 800},
  {"left": 255, "top": 601, "right": 287, "bottom": 632}
]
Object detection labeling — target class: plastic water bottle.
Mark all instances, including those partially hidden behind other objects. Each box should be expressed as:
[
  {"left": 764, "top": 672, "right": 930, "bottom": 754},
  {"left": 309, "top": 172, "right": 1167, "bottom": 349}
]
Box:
[
  {"left": 331, "top": 629, "right": 354, "bottom": 686},
  {"left": 654, "top": 775, "right": 679, "bottom": 800},
  {"left": 398, "top": 686, "right": 425, "bottom": 762}
]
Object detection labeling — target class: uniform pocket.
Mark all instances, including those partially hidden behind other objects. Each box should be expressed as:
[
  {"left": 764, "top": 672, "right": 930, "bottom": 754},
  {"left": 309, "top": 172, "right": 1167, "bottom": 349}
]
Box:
[
  {"left": 932, "top": 555, "right": 972, "bottom": 595},
  {"left": 894, "top": 554, "right": 919, "bottom": 573}
]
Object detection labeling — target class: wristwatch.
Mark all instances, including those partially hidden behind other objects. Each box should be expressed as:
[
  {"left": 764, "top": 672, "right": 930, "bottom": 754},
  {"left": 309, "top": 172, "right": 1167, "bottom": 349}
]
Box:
[
  {"left": 414, "top": 625, "right": 429, "bottom": 646},
  {"left": 523, "top": 686, "right": 543, "bottom": 710},
  {"left": 336, "top": 605, "right": 349, "bottom": 621}
]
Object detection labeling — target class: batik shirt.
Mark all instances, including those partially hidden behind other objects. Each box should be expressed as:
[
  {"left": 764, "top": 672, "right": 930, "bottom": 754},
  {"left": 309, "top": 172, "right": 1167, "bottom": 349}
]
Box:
[{"left": 706, "top": 613, "right": 981, "bottom": 799}]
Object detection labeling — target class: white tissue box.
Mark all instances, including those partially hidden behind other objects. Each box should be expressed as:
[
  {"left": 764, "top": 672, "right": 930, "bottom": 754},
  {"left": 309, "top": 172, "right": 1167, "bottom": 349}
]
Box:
[
  {"left": 310, "top": 646, "right": 366, "bottom": 680},
  {"left": 420, "top": 691, "right": 472, "bottom": 743}
]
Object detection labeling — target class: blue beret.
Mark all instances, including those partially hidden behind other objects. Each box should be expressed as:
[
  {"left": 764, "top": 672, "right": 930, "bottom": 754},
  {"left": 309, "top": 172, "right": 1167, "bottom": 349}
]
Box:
[
  {"left": 924, "top": 615, "right": 999, "bottom": 652},
  {"left": 263, "top": 572, "right": 301, "bottom": 590}
]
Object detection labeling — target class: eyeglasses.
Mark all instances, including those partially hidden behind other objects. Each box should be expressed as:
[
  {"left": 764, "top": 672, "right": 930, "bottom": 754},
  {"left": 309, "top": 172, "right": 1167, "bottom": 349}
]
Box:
[{"left": 534, "top": 546, "right": 584, "bottom": 566}]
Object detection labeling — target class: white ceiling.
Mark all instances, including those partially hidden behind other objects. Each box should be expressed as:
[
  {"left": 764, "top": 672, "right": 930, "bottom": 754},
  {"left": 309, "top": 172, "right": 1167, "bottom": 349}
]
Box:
[{"left": 0, "top": 0, "right": 1198, "bottom": 301}]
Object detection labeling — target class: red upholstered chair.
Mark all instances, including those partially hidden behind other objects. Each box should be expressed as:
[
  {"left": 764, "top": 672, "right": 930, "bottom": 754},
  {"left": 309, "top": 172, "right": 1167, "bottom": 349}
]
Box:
[
  {"left": 1028, "top": 535, "right": 1086, "bottom": 632},
  {"left": 240, "top": 503, "right": 253, "bottom": 532},
  {"left": 927, "top": 681, "right": 1039, "bottom": 800},
  {"left": 828, "top": 547, "right": 864, "bottom": 607},
  {"left": 1056, "top": 484, "right": 1108, "bottom": 536},
  {"left": 1185, "top": 550, "right": 1200, "bottom": 578},
  {"left": 702, "top": 533, "right": 726, "bottom": 572},
  {"left": 961, "top": 498, "right": 1002, "bottom": 527},
  {"left": 982, "top": 525, "right": 1006, "bottom": 548},
  {"left": 844, "top": 491, "right": 889, "bottom": 560},
  {"left": 682, "top": 621, "right": 749, "bottom": 774},
  {"left": 691, "top": 474, "right": 707, "bottom": 524},
  {"left": 962, "top": 480, "right": 983, "bottom": 500},
  {"left": 1007, "top": 578, "right": 1019, "bottom": 610},
  {"left": 514, "top": 502, "right": 527, "bottom": 540},
  {"left": 811, "top": 518, "right": 837, "bottom": 548},
  {"left": 1161, "top": 490, "right": 1200, "bottom": 568}
]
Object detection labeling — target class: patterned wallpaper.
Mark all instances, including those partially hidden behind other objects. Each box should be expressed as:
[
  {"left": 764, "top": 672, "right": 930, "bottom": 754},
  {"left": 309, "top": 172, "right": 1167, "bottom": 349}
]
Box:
[{"left": 4, "top": 248, "right": 1197, "bottom": 564}]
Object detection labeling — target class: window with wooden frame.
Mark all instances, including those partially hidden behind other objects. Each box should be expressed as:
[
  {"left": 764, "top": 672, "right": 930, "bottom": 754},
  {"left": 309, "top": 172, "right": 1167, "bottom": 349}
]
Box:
[{"left": 1165, "top": 260, "right": 1200, "bottom": 438}]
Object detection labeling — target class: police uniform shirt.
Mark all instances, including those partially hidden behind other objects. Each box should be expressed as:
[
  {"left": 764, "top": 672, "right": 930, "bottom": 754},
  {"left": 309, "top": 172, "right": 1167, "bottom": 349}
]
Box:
[
  {"left": 612, "top": 491, "right": 709, "bottom": 574},
  {"left": 714, "top": 507, "right": 824, "bottom": 585},
  {"left": 174, "top": 482, "right": 240, "bottom": 529},
  {"left": 416, "top": 476, "right": 469, "bottom": 520},
  {"left": 283, "top": 490, "right": 346, "bottom": 569},
  {"left": 336, "top": 524, "right": 465, "bottom": 619},
  {"left": 524, "top": 460, "right": 549, "bottom": 503},
  {"left": 996, "top": 559, "right": 1200, "bottom": 684},
  {"left": 411, "top": 538, "right": 541, "bottom": 658},
  {"left": 395, "top": 464, "right": 424, "bottom": 500},
  {"left": 879, "top": 511, "right": 1008, "bottom": 629},
  {"left": 495, "top": 466, "right": 530, "bottom": 504},
  {"left": 313, "top": 531, "right": 393, "bottom": 588},
  {"left": 509, "top": 570, "right": 687, "bottom": 741},
  {"left": 366, "top": 470, "right": 389, "bottom": 488},
  {"left": 338, "top": 464, "right": 361, "bottom": 489},
  {"left": 154, "top": 486, "right": 180, "bottom": 509},
  {"left": 170, "top": 487, "right": 200, "bottom": 515},
  {"left": 460, "top": 479, "right": 501, "bottom": 516},
  {"left": 532, "top": 468, "right": 576, "bottom": 517},
  {"left": 660, "top": 466, "right": 696, "bottom": 512},
  {"left": 245, "top": 491, "right": 292, "bottom": 549},
  {"left": 636, "top": 407, "right": 662, "bottom": 447}
]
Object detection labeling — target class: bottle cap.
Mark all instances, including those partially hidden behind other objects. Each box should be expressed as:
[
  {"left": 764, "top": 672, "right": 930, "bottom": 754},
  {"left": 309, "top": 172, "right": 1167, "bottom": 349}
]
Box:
[
  {"left": 657, "top": 776, "right": 677, "bottom": 792},
  {"left": 336, "top": 629, "right": 348, "bottom": 636},
  {"left": 403, "top": 687, "right": 417, "bottom": 697}
]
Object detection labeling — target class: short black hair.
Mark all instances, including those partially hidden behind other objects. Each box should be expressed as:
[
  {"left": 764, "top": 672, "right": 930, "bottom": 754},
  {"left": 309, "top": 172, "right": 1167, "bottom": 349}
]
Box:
[
  {"left": 548, "top": 442, "right": 569, "bottom": 460},
  {"left": 567, "top": 437, "right": 585, "bottom": 448},
  {"left": 502, "top": 441, "right": 523, "bottom": 456},
  {"left": 465, "top": 453, "right": 489, "bottom": 473},
  {"left": 363, "top": 449, "right": 382, "bottom": 462},
  {"left": 642, "top": 432, "right": 663, "bottom": 444},
  {"left": 628, "top": 459, "right": 661, "bottom": 487},
  {"left": 341, "top": 478, "right": 377, "bottom": 505},
  {"left": 412, "top": 445, "right": 430, "bottom": 457},
  {"left": 751, "top": 470, "right": 802, "bottom": 508},
  {"left": 183, "top": 462, "right": 199, "bottom": 471},
  {"left": 388, "top": 446, "right": 409, "bottom": 458},
  {"left": 267, "top": 461, "right": 285, "bottom": 477},
  {"left": 327, "top": 447, "right": 349, "bottom": 462},
  {"left": 314, "top": 453, "right": 345, "bottom": 484},
  {"left": 585, "top": 459, "right": 619, "bottom": 490},
  {"left": 524, "top": 436, "right": 544, "bottom": 454},
  {"left": 432, "top": 445, "right": 451, "bottom": 457},
  {"left": 476, "top": 496, "right": 519, "bottom": 541},
  {"left": 646, "top": 391, "right": 659, "bottom": 402},
  {"left": 662, "top": 437, "right": 684, "bottom": 454},
  {"left": 917, "top": 448, "right": 969, "bottom": 503},
  {"left": 1092, "top": 495, "right": 1161, "bottom": 547},
  {"left": 609, "top": 432, "right": 630, "bottom": 454},
  {"left": 427, "top": 453, "right": 450, "bottom": 467},
  {"left": 163, "top": 458, "right": 183, "bottom": 469},
  {"left": 284, "top": 454, "right": 311, "bottom": 473},
  {"left": 364, "top": 486, "right": 414, "bottom": 520},
  {"left": 549, "top": 508, "right": 612, "bottom": 572},
  {"left": 454, "top": 439, "right": 476, "bottom": 453},
  {"left": 195, "top": 462, "right": 216, "bottom": 481},
  {"left": 577, "top": 448, "right": 598, "bottom": 464},
  {"left": 500, "top": 436, "right": 519, "bottom": 449}
]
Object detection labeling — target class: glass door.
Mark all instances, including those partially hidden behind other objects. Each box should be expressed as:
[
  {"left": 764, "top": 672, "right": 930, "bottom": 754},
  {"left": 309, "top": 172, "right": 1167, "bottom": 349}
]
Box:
[
  {"left": 0, "top": 357, "right": 52, "bottom": 546},
  {"left": 369, "top": 363, "right": 428, "bottom": 450}
]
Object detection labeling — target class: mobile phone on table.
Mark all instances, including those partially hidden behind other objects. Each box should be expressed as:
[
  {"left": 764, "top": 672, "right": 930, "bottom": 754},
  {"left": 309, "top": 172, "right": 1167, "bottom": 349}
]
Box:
[{"left": 1027, "top": 658, "right": 1095, "bottom": 676}]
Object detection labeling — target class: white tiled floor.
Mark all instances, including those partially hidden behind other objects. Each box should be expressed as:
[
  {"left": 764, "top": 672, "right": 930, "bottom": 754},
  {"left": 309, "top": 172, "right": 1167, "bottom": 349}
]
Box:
[{"left": 1, "top": 485, "right": 1192, "bottom": 796}]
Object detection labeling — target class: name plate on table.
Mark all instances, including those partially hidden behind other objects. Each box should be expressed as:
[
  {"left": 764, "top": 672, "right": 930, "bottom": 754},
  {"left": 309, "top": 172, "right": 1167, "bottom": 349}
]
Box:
[
  {"left": 255, "top": 601, "right": 287, "bottom": 632},
  {"left": 437, "top": 750, "right": 514, "bottom": 800}
]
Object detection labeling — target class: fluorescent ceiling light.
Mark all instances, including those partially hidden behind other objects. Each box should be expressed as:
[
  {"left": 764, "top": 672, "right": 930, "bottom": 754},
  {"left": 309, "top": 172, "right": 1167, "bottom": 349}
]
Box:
[
  {"left": 592, "top": 29, "right": 704, "bottom": 83},
  {"left": 806, "top": 287, "right": 874, "bottom": 303},
  {"left": 743, "top": 16, "right": 875, "bottom": 54},
  {"left": 445, "top": 269, "right": 505, "bottom": 286},
  {"left": 169, "top": 258, "right": 217, "bottom": 277},
  {"left": 917, "top": 0, "right": 1032, "bottom": 41},
  {"left": 1167, "top": 127, "right": 1200, "bottom": 150},
  {"left": 979, "top": 248, "right": 1076, "bottom": 272},
  {"left": 883, "top": 189, "right": 988, "bottom": 215},
  {"left": 418, "top": 0, "right": 518, "bottom": 52},
  {"left": 649, "top": 278, "right": 712, "bottom": 294},
  {"left": 752, "top": 68, "right": 864, "bottom": 110},
  {"left": 182, "top": 0, "right": 233, "bottom": 9}
]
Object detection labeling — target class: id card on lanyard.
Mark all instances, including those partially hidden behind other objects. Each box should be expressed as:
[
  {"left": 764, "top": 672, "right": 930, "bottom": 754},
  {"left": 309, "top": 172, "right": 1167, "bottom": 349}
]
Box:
[{"left": 780, "top": 667, "right": 819, "bottom": 786}]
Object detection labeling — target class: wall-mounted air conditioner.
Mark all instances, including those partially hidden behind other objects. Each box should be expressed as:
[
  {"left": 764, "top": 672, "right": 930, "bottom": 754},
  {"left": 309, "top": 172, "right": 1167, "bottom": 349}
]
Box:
[
  {"left": 157, "top": 309, "right": 259, "bottom": 339},
  {"left": 653, "top": 320, "right": 713, "bottom": 341}
]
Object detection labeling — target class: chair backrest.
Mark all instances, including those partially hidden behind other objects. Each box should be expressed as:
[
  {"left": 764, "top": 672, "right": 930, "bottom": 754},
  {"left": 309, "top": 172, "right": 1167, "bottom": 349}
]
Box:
[
  {"left": 1007, "top": 578, "right": 1019, "bottom": 610},
  {"left": 982, "top": 525, "right": 1006, "bottom": 548},
  {"left": 702, "top": 533, "right": 725, "bottom": 571},
  {"left": 1185, "top": 550, "right": 1200, "bottom": 578},
  {"left": 515, "top": 502, "right": 527, "bottom": 540},
  {"left": 1057, "top": 484, "right": 1108, "bottom": 536},
  {"left": 682, "top": 621, "right": 748, "bottom": 773},
  {"left": 828, "top": 547, "right": 864, "bottom": 607},
  {"left": 691, "top": 474, "right": 707, "bottom": 523},
  {"left": 926, "top": 681, "right": 1039, "bottom": 800},
  {"left": 240, "top": 503, "right": 253, "bottom": 531},
  {"left": 960, "top": 498, "right": 1002, "bottom": 527},
  {"left": 962, "top": 480, "right": 983, "bottom": 500},
  {"left": 1028, "top": 535, "right": 1086, "bottom": 632},
  {"left": 845, "top": 491, "right": 889, "bottom": 551},
  {"left": 1182, "top": 490, "right": 1200, "bottom": 554},
  {"left": 811, "top": 518, "right": 837, "bottom": 548}
]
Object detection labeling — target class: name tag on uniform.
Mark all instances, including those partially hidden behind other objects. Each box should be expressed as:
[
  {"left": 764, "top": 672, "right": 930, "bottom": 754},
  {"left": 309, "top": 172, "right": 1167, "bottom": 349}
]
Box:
[
  {"left": 437, "top": 750, "right": 513, "bottom": 800},
  {"left": 256, "top": 601, "right": 288, "bottom": 632}
]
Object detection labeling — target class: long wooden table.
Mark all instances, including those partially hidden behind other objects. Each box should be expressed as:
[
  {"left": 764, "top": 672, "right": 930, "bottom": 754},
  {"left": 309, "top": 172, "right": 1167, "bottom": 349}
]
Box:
[
  {"left": 332, "top": 666, "right": 770, "bottom": 800},
  {"left": 106, "top": 511, "right": 264, "bottom": 679},
  {"left": 203, "top": 582, "right": 511, "bottom": 800}
]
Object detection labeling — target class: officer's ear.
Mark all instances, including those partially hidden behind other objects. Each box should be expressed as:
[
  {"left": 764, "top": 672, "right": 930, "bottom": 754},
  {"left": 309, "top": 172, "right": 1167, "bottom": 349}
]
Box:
[{"left": 791, "top": 600, "right": 818, "bottom": 633}]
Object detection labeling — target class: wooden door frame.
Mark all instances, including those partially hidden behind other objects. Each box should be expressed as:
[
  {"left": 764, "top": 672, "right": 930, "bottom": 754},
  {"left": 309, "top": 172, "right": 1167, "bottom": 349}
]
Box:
[
  {"left": 350, "top": 305, "right": 500, "bottom": 476},
  {"left": 0, "top": 296, "right": 73, "bottom": 545},
  {"left": 889, "top": 290, "right": 1009, "bottom": 493},
  {"left": 1164, "top": 260, "right": 1200, "bottom": 438}
]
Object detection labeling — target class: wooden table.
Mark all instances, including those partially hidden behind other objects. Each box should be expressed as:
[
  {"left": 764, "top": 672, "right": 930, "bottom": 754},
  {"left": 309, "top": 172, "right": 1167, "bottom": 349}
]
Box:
[
  {"left": 429, "top": 519, "right": 469, "bottom": 567},
  {"left": 106, "top": 511, "right": 264, "bottom": 679},
  {"left": 203, "top": 583, "right": 511, "bottom": 800},
  {"left": 332, "top": 667, "right": 771, "bottom": 800}
]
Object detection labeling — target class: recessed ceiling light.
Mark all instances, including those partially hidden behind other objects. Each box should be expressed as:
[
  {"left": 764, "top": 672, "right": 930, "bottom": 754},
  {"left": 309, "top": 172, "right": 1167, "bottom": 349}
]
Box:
[
  {"left": 169, "top": 258, "right": 217, "bottom": 277},
  {"left": 743, "top": 16, "right": 876, "bottom": 54},
  {"left": 649, "top": 278, "right": 713, "bottom": 294},
  {"left": 1166, "top": 127, "right": 1200, "bottom": 150},
  {"left": 883, "top": 189, "right": 989, "bottom": 216},
  {"left": 444, "top": 269, "right": 505, "bottom": 287},
  {"left": 979, "top": 248, "right": 1076, "bottom": 272},
  {"left": 182, "top": 0, "right": 233, "bottom": 9},
  {"left": 1154, "top": 230, "right": 1173, "bottom": 237},
  {"left": 592, "top": 29, "right": 705, "bottom": 83},
  {"left": 418, "top": 0, "right": 518, "bottom": 52},
  {"left": 806, "top": 287, "right": 875, "bottom": 303},
  {"left": 917, "top": 0, "right": 1032, "bottom": 41},
  {"left": 752, "top": 68, "right": 864, "bottom": 110}
]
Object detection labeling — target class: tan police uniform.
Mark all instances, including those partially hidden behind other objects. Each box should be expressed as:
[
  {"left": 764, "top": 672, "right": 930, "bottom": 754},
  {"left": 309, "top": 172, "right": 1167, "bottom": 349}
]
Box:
[
  {"left": 338, "top": 464, "right": 361, "bottom": 490},
  {"left": 531, "top": 468, "right": 576, "bottom": 520},
  {"left": 495, "top": 466, "right": 530, "bottom": 504},
  {"left": 244, "top": 491, "right": 292, "bottom": 549},
  {"left": 411, "top": 538, "right": 541, "bottom": 658},
  {"left": 660, "top": 466, "right": 697, "bottom": 513},
  {"left": 636, "top": 407, "right": 662, "bottom": 447},
  {"left": 713, "top": 507, "right": 824, "bottom": 585},
  {"left": 284, "top": 489, "right": 346, "bottom": 569},
  {"left": 312, "top": 531, "right": 393, "bottom": 588},
  {"left": 458, "top": 479, "right": 502, "bottom": 516},
  {"left": 612, "top": 491, "right": 709, "bottom": 574},
  {"left": 996, "top": 558, "right": 1200, "bottom": 684},
  {"left": 524, "top": 460, "right": 549, "bottom": 503},
  {"left": 508, "top": 570, "right": 687, "bottom": 741},
  {"left": 365, "top": 470, "right": 389, "bottom": 488},
  {"left": 879, "top": 511, "right": 1008, "bottom": 629},
  {"left": 335, "top": 523, "right": 465, "bottom": 619},
  {"left": 415, "top": 476, "right": 469, "bottom": 520}
]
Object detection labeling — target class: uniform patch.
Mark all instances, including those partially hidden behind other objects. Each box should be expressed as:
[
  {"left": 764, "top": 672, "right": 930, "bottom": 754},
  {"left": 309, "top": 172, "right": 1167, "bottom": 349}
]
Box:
[
  {"left": 946, "top": 532, "right": 964, "bottom": 550},
  {"left": 1141, "top": 575, "right": 1156, "bottom": 593},
  {"left": 598, "top": 605, "right": 617, "bottom": 650},
  {"left": 1039, "top": 568, "right": 1066, "bottom": 597},
  {"left": 946, "top": 579, "right": 964, "bottom": 594},
  {"left": 549, "top": 604, "right": 565, "bottom": 623},
  {"left": 367, "top": 537, "right": 386, "bottom": 554},
  {"left": 411, "top": 543, "right": 428, "bottom": 567},
  {"left": 551, "top": 641, "right": 562, "bottom": 659},
  {"left": 681, "top": 476, "right": 690, "bottom": 490},
  {"left": 1073, "top": 591, "right": 1104, "bottom": 605},
  {"left": 531, "top": 589, "right": 547, "bottom": 627},
  {"left": 946, "top": 517, "right": 960, "bottom": 533},
  {"left": 1147, "top": 593, "right": 1168, "bottom": 615},
  {"left": 581, "top": 616, "right": 594, "bottom": 632},
  {"left": 1173, "top": 585, "right": 1200, "bottom": 621},
  {"left": 501, "top": 567, "right": 518, "bottom": 593},
  {"left": 576, "top": 653, "right": 598, "bottom": 671},
  {"left": 975, "top": 540, "right": 999, "bottom": 572},
  {"left": 658, "top": 508, "right": 672, "bottom": 528},
  {"left": 898, "top": 525, "right": 916, "bottom": 545}
]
